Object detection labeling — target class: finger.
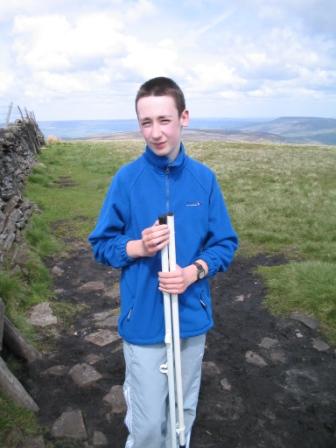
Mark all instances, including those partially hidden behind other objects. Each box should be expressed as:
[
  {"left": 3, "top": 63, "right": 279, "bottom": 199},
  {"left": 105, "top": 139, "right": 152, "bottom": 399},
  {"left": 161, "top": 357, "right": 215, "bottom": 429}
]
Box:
[
  {"left": 158, "top": 267, "right": 183, "bottom": 278},
  {"left": 159, "top": 278, "right": 184, "bottom": 289},
  {"left": 152, "top": 228, "right": 169, "bottom": 241},
  {"left": 146, "top": 237, "right": 169, "bottom": 251},
  {"left": 152, "top": 223, "right": 169, "bottom": 233},
  {"left": 143, "top": 224, "right": 168, "bottom": 237},
  {"left": 143, "top": 229, "right": 168, "bottom": 243},
  {"left": 158, "top": 272, "right": 181, "bottom": 281},
  {"left": 143, "top": 229, "right": 169, "bottom": 245}
]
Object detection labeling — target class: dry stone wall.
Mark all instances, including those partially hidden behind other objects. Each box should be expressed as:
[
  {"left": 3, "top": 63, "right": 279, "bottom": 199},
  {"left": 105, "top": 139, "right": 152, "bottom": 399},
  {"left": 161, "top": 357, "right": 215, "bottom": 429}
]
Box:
[{"left": 0, "top": 118, "right": 45, "bottom": 266}]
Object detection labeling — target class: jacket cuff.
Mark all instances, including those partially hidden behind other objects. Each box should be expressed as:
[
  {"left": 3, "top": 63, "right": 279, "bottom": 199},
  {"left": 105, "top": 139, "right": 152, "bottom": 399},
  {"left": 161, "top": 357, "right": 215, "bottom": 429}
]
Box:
[{"left": 112, "top": 235, "right": 135, "bottom": 267}]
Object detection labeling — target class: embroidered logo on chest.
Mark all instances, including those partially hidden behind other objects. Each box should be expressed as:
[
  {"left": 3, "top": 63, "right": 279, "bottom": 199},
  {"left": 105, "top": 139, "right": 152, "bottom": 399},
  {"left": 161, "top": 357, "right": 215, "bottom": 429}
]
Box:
[{"left": 185, "top": 201, "right": 201, "bottom": 207}]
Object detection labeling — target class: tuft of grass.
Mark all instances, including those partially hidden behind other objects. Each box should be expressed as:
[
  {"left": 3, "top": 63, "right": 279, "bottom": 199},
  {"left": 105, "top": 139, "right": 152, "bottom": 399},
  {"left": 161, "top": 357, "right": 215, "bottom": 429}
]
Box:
[
  {"left": 0, "top": 216, "right": 61, "bottom": 341},
  {"left": 25, "top": 215, "right": 63, "bottom": 257},
  {"left": 0, "top": 271, "right": 26, "bottom": 317},
  {"left": 0, "top": 391, "right": 40, "bottom": 447},
  {"left": 259, "top": 261, "right": 336, "bottom": 344},
  {"left": 0, "top": 264, "right": 48, "bottom": 343},
  {"left": 51, "top": 301, "right": 89, "bottom": 328},
  {"left": 23, "top": 251, "right": 52, "bottom": 305}
]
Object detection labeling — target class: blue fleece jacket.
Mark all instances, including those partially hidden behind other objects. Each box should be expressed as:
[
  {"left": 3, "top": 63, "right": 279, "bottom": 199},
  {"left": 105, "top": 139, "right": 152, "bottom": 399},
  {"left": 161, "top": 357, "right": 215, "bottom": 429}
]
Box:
[{"left": 88, "top": 144, "right": 238, "bottom": 345}]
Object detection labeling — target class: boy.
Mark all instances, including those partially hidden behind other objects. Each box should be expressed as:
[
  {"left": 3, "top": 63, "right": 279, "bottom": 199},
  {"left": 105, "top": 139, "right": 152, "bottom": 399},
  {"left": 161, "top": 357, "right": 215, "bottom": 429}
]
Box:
[{"left": 88, "top": 77, "right": 238, "bottom": 447}]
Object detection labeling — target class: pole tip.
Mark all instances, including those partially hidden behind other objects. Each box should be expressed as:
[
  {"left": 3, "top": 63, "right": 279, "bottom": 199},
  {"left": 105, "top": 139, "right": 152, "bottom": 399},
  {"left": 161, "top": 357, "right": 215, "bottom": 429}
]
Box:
[
  {"left": 158, "top": 215, "right": 167, "bottom": 225},
  {"left": 158, "top": 212, "right": 174, "bottom": 225}
]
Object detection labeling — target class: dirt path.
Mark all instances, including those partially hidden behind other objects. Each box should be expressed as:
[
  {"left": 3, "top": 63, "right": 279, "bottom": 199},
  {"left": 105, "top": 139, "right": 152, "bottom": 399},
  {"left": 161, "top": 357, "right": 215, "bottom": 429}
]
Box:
[{"left": 22, "top": 242, "right": 336, "bottom": 448}]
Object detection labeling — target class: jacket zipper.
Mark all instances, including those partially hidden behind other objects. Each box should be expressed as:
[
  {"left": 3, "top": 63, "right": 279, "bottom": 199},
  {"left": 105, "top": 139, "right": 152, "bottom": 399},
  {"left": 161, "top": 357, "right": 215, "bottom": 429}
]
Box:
[{"left": 165, "top": 166, "right": 170, "bottom": 212}]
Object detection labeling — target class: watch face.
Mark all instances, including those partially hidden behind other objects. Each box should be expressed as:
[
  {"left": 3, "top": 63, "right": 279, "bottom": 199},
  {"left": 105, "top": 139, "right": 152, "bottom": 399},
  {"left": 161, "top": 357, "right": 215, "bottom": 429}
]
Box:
[
  {"left": 194, "top": 262, "right": 205, "bottom": 280},
  {"left": 199, "top": 270, "right": 205, "bottom": 279}
]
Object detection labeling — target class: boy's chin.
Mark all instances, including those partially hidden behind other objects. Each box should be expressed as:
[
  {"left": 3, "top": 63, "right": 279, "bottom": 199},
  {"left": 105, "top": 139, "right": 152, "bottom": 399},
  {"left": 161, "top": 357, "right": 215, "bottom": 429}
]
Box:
[
  {"left": 149, "top": 146, "right": 169, "bottom": 157},
  {"left": 149, "top": 145, "right": 179, "bottom": 160}
]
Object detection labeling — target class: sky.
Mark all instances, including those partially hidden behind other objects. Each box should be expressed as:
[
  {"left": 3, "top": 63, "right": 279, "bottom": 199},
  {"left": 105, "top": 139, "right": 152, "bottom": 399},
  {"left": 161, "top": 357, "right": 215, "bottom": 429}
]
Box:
[{"left": 0, "top": 0, "right": 336, "bottom": 121}]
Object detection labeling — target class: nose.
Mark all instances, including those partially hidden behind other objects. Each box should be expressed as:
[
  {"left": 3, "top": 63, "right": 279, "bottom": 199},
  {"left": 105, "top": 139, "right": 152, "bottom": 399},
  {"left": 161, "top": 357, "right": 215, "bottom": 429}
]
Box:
[{"left": 151, "top": 122, "right": 162, "bottom": 140}]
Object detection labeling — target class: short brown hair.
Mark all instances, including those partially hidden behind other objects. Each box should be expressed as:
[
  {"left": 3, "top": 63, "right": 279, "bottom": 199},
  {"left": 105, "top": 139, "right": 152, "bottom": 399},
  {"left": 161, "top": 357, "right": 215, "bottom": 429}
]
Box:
[{"left": 135, "top": 77, "right": 186, "bottom": 116}]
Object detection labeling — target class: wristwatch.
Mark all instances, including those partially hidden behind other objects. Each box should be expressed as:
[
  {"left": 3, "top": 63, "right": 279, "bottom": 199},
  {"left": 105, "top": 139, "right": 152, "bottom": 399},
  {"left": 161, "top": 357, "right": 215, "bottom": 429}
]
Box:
[{"left": 193, "top": 261, "right": 206, "bottom": 280}]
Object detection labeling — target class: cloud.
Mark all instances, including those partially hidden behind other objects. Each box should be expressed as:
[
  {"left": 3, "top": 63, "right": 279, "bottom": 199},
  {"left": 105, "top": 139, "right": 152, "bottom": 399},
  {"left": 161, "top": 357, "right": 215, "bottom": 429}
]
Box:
[
  {"left": 1, "top": 0, "right": 335, "bottom": 119},
  {"left": 121, "top": 38, "right": 182, "bottom": 81},
  {"left": 12, "top": 13, "right": 126, "bottom": 72},
  {"left": 125, "top": 0, "right": 156, "bottom": 22},
  {"left": 186, "top": 62, "right": 246, "bottom": 94},
  {"left": 7, "top": 2, "right": 158, "bottom": 101},
  {"left": 0, "top": 70, "right": 14, "bottom": 96}
]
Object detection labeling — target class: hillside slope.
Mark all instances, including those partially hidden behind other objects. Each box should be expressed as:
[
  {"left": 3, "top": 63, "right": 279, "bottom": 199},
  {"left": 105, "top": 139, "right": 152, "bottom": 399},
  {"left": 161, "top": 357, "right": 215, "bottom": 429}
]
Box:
[{"left": 243, "top": 117, "right": 336, "bottom": 144}]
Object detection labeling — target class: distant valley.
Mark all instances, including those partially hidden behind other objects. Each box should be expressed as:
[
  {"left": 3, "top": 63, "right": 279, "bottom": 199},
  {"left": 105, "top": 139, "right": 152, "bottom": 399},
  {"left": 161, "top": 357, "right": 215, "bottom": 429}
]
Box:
[
  {"left": 242, "top": 116, "right": 336, "bottom": 145},
  {"left": 239, "top": 116, "right": 336, "bottom": 145},
  {"left": 188, "top": 116, "right": 336, "bottom": 145}
]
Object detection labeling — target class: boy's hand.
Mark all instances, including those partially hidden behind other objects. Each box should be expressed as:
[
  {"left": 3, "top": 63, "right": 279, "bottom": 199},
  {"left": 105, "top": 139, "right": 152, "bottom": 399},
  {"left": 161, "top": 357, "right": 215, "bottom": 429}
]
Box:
[
  {"left": 158, "top": 264, "right": 197, "bottom": 295},
  {"left": 126, "top": 221, "right": 169, "bottom": 258},
  {"left": 141, "top": 221, "right": 170, "bottom": 257}
]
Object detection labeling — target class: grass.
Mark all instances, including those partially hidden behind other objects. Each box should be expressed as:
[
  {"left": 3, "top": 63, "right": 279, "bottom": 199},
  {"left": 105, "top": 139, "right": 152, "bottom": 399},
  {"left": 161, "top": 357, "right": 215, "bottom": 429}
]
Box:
[
  {"left": 260, "top": 261, "right": 336, "bottom": 342},
  {"left": 0, "top": 239, "right": 55, "bottom": 341},
  {"left": 0, "top": 392, "right": 41, "bottom": 447},
  {"left": 25, "top": 141, "right": 141, "bottom": 241},
  {"left": 190, "top": 141, "right": 336, "bottom": 261}
]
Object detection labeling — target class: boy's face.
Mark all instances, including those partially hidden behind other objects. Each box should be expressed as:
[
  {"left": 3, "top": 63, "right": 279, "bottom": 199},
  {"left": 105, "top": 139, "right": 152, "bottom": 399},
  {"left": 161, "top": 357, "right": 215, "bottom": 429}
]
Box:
[{"left": 136, "top": 95, "right": 189, "bottom": 160}]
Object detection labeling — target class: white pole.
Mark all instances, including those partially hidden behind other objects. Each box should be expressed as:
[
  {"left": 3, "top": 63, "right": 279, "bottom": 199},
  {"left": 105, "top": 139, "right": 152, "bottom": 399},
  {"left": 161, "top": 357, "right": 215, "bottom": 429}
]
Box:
[
  {"left": 167, "top": 214, "right": 186, "bottom": 448},
  {"left": 160, "top": 239, "right": 178, "bottom": 448}
]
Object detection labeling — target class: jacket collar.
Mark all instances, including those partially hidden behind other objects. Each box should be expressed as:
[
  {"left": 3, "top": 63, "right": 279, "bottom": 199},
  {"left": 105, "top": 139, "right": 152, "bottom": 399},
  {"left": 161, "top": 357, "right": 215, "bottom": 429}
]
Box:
[{"left": 143, "top": 143, "right": 186, "bottom": 171}]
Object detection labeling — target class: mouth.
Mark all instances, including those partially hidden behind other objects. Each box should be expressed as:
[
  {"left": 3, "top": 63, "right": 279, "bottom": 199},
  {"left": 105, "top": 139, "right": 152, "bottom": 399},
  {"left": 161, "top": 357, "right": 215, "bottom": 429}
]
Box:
[{"left": 152, "top": 141, "right": 167, "bottom": 150}]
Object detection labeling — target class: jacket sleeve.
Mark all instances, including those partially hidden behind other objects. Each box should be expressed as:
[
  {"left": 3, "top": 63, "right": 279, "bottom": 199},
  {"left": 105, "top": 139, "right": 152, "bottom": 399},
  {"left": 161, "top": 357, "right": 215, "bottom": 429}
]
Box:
[
  {"left": 198, "top": 174, "right": 238, "bottom": 277},
  {"left": 88, "top": 171, "right": 135, "bottom": 269}
]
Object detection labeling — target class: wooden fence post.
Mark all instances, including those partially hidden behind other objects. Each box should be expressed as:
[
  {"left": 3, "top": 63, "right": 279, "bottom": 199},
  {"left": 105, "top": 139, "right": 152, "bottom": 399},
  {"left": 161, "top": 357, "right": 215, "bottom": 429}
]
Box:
[
  {"left": 4, "top": 316, "right": 42, "bottom": 363},
  {"left": 0, "top": 298, "right": 40, "bottom": 412},
  {"left": 0, "top": 356, "right": 39, "bottom": 412}
]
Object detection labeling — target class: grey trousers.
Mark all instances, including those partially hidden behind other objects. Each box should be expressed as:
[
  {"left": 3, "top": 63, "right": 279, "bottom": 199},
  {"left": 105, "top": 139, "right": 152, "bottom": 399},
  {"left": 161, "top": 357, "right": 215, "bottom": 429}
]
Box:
[{"left": 123, "top": 334, "right": 206, "bottom": 448}]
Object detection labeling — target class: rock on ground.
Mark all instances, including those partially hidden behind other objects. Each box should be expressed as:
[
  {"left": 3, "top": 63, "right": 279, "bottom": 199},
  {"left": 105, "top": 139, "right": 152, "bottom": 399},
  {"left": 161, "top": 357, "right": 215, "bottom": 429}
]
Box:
[
  {"left": 28, "top": 302, "right": 57, "bottom": 327},
  {"left": 103, "top": 385, "right": 127, "bottom": 414},
  {"left": 69, "top": 363, "right": 103, "bottom": 387},
  {"left": 51, "top": 409, "right": 87, "bottom": 440},
  {"left": 85, "top": 329, "right": 120, "bottom": 346}
]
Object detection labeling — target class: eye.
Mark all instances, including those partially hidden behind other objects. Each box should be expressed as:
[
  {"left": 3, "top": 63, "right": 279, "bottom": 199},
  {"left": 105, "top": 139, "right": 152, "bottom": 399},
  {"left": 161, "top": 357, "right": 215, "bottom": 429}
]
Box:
[
  {"left": 141, "top": 121, "right": 151, "bottom": 127},
  {"left": 161, "top": 119, "right": 170, "bottom": 124}
]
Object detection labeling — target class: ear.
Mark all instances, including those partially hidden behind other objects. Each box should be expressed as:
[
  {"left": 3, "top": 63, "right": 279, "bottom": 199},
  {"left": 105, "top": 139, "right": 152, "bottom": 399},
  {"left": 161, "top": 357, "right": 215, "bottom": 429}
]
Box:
[{"left": 180, "top": 109, "right": 189, "bottom": 127}]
